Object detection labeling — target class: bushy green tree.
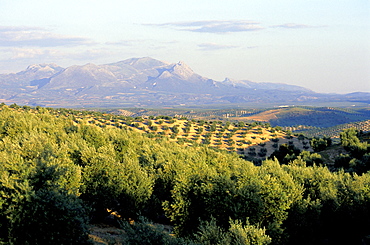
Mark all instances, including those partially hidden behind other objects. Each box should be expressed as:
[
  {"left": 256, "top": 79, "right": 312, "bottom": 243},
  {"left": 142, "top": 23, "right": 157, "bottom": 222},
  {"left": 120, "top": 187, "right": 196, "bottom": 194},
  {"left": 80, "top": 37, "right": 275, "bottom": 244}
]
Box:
[
  {"left": 254, "top": 160, "right": 303, "bottom": 242},
  {"left": 164, "top": 156, "right": 302, "bottom": 243},
  {"left": 80, "top": 144, "right": 154, "bottom": 220},
  {"left": 338, "top": 128, "right": 370, "bottom": 173},
  {"left": 0, "top": 142, "right": 89, "bottom": 244},
  {"left": 193, "top": 218, "right": 271, "bottom": 245},
  {"left": 340, "top": 128, "right": 361, "bottom": 148},
  {"left": 193, "top": 218, "right": 229, "bottom": 245},
  {"left": 310, "top": 136, "right": 331, "bottom": 152},
  {"left": 120, "top": 217, "right": 191, "bottom": 245},
  {"left": 283, "top": 160, "right": 370, "bottom": 244},
  {"left": 268, "top": 144, "right": 301, "bottom": 164},
  {"left": 0, "top": 152, "right": 33, "bottom": 242},
  {"left": 9, "top": 189, "right": 89, "bottom": 245},
  {"left": 227, "top": 219, "right": 271, "bottom": 245},
  {"left": 299, "top": 151, "right": 323, "bottom": 166},
  {"left": 163, "top": 150, "right": 252, "bottom": 236},
  {"left": 80, "top": 124, "right": 107, "bottom": 149}
]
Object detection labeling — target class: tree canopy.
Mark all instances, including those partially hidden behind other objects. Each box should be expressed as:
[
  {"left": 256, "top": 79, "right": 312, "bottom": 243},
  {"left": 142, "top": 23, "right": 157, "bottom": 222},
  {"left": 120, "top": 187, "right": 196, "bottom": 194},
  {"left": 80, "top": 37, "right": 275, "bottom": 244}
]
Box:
[{"left": 0, "top": 105, "right": 369, "bottom": 244}]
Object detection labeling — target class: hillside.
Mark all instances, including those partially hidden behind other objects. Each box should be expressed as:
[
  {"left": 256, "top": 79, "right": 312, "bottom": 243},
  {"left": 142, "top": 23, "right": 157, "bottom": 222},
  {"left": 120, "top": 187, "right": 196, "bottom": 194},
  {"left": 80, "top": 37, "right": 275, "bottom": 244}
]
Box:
[
  {"left": 6, "top": 103, "right": 367, "bottom": 165},
  {"left": 102, "top": 106, "right": 370, "bottom": 138},
  {"left": 7, "top": 104, "right": 310, "bottom": 160}
]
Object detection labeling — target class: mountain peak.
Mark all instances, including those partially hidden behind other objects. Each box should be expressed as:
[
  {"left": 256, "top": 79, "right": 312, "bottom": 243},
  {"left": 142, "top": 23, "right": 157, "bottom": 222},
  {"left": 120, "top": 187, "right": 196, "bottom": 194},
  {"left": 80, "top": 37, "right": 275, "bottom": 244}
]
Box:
[
  {"left": 13, "top": 63, "right": 64, "bottom": 81},
  {"left": 170, "top": 61, "right": 194, "bottom": 79},
  {"left": 222, "top": 78, "right": 254, "bottom": 88},
  {"left": 113, "top": 57, "right": 169, "bottom": 70},
  {"left": 223, "top": 77, "right": 237, "bottom": 83},
  {"left": 26, "top": 63, "right": 59, "bottom": 69},
  {"left": 25, "top": 63, "right": 63, "bottom": 73}
]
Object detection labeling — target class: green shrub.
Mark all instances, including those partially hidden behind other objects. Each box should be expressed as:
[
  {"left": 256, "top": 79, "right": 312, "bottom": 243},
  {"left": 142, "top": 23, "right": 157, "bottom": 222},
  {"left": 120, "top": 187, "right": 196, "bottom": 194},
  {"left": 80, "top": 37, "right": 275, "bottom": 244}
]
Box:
[
  {"left": 193, "top": 218, "right": 271, "bottom": 245},
  {"left": 0, "top": 144, "right": 89, "bottom": 245},
  {"left": 227, "top": 219, "right": 271, "bottom": 245},
  {"left": 310, "top": 137, "right": 331, "bottom": 152},
  {"left": 9, "top": 189, "right": 90, "bottom": 245},
  {"left": 193, "top": 218, "right": 229, "bottom": 245},
  {"left": 120, "top": 218, "right": 191, "bottom": 245}
]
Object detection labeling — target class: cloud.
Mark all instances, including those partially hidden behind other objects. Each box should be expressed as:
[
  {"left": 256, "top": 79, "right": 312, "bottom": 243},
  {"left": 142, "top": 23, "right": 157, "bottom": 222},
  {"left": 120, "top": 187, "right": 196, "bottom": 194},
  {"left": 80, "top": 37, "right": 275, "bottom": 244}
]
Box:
[
  {"left": 0, "top": 26, "right": 44, "bottom": 32},
  {"left": 69, "top": 49, "right": 115, "bottom": 61},
  {"left": 146, "top": 20, "right": 324, "bottom": 33},
  {"left": 198, "top": 43, "right": 239, "bottom": 51},
  {"left": 0, "top": 46, "right": 113, "bottom": 64},
  {"left": 0, "top": 26, "right": 94, "bottom": 47},
  {"left": 147, "top": 20, "right": 264, "bottom": 33},
  {"left": 106, "top": 39, "right": 179, "bottom": 48},
  {"left": 9, "top": 48, "right": 53, "bottom": 59},
  {"left": 270, "top": 23, "right": 325, "bottom": 29},
  {"left": 105, "top": 40, "right": 136, "bottom": 46},
  {"left": 0, "top": 47, "right": 67, "bottom": 61}
]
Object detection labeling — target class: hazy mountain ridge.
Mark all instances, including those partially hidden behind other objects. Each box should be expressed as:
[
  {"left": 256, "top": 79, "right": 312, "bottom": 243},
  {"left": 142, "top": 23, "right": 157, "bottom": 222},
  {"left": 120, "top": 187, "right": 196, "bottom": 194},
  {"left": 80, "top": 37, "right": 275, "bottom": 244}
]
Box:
[
  {"left": 222, "top": 78, "right": 313, "bottom": 92},
  {"left": 0, "top": 57, "right": 368, "bottom": 107}
]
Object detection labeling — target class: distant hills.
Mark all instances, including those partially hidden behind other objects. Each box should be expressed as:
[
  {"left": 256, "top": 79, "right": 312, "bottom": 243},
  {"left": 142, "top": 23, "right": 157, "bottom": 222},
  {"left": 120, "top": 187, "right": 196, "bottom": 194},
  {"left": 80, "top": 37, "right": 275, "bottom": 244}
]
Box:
[{"left": 0, "top": 57, "right": 369, "bottom": 108}]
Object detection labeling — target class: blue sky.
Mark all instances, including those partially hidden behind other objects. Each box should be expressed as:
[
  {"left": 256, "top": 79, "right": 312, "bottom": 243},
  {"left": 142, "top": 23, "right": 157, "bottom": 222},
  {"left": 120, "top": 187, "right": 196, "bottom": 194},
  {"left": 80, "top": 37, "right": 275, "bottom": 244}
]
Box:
[{"left": 0, "top": 0, "right": 369, "bottom": 93}]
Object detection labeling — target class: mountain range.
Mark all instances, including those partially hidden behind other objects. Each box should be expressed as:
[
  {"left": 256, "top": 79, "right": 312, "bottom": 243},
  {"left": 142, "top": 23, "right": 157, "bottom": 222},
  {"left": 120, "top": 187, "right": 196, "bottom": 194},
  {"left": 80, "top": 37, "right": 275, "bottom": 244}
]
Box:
[{"left": 0, "top": 57, "right": 369, "bottom": 108}]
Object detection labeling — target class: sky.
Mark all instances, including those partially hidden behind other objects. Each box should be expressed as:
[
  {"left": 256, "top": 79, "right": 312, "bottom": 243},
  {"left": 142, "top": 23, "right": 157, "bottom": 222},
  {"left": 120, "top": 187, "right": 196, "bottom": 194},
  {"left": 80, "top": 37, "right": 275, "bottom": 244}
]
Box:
[{"left": 0, "top": 0, "right": 369, "bottom": 94}]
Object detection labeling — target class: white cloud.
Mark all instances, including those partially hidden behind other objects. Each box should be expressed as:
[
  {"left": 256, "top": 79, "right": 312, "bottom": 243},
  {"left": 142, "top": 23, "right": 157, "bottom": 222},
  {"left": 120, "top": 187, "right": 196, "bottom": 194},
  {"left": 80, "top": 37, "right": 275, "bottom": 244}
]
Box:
[
  {"left": 105, "top": 40, "right": 136, "bottom": 46},
  {"left": 68, "top": 49, "right": 114, "bottom": 61},
  {"left": 145, "top": 20, "right": 325, "bottom": 33},
  {"left": 105, "top": 39, "right": 179, "bottom": 50},
  {"left": 147, "top": 20, "right": 264, "bottom": 33},
  {"left": 0, "top": 26, "right": 94, "bottom": 47},
  {"left": 0, "top": 26, "right": 44, "bottom": 32},
  {"left": 198, "top": 43, "right": 239, "bottom": 51},
  {"left": 270, "top": 23, "right": 325, "bottom": 29},
  {"left": 0, "top": 47, "right": 63, "bottom": 60},
  {"left": 0, "top": 47, "right": 113, "bottom": 65},
  {"left": 9, "top": 48, "right": 50, "bottom": 59}
]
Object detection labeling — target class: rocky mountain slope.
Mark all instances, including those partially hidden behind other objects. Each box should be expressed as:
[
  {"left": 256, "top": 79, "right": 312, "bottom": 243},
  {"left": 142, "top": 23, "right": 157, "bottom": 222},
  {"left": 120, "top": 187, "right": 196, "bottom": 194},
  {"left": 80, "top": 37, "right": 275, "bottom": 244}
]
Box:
[{"left": 0, "top": 57, "right": 368, "bottom": 107}]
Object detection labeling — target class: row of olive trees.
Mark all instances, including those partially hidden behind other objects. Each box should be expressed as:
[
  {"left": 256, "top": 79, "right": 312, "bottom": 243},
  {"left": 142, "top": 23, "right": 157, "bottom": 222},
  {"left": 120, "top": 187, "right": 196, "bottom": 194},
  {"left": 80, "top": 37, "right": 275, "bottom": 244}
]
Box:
[{"left": 0, "top": 106, "right": 369, "bottom": 244}]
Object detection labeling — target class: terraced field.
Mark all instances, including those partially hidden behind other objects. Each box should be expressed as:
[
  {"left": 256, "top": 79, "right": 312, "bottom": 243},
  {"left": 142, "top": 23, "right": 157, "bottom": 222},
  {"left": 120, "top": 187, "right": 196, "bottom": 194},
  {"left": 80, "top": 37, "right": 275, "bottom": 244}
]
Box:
[
  {"left": 63, "top": 113, "right": 311, "bottom": 161},
  {"left": 106, "top": 106, "right": 370, "bottom": 138}
]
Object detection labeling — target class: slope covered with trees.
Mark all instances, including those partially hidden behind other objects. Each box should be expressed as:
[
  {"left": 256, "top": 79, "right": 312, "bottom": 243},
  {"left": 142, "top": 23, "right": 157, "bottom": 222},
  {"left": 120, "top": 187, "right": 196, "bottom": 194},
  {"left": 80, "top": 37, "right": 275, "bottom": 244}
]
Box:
[{"left": 0, "top": 104, "right": 369, "bottom": 244}]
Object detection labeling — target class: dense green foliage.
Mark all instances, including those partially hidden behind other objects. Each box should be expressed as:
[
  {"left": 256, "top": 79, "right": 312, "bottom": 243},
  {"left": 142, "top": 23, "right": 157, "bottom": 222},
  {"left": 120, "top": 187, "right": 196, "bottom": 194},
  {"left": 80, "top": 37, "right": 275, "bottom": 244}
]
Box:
[
  {"left": 309, "top": 136, "right": 332, "bottom": 152},
  {"left": 335, "top": 128, "right": 370, "bottom": 174},
  {"left": 0, "top": 107, "right": 90, "bottom": 244},
  {"left": 268, "top": 144, "right": 323, "bottom": 167},
  {"left": 0, "top": 105, "right": 369, "bottom": 244}
]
